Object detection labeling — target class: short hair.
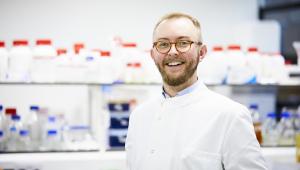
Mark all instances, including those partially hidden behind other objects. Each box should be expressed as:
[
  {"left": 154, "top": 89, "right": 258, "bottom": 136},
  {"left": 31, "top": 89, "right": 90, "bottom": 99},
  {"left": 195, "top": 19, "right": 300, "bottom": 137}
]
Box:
[{"left": 153, "top": 12, "right": 202, "bottom": 42}]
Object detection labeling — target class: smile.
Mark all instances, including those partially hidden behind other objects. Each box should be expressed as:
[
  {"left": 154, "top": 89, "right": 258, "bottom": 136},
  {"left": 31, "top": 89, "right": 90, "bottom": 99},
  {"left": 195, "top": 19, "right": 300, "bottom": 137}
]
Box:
[{"left": 166, "top": 61, "right": 184, "bottom": 66}]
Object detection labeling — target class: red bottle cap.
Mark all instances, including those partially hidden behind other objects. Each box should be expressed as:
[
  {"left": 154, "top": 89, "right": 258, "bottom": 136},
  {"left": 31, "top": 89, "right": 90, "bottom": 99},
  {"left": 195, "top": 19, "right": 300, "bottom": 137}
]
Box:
[
  {"left": 36, "top": 39, "right": 52, "bottom": 45},
  {"left": 57, "top": 48, "right": 67, "bottom": 56},
  {"left": 248, "top": 47, "right": 258, "bottom": 52},
  {"left": 13, "top": 40, "right": 28, "bottom": 46},
  {"left": 122, "top": 43, "right": 137, "bottom": 47},
  {"left": 212, "top": 46, "right": 223, "bottom": 51},
  {"left": 0, "top": 41, "right": 5, "bottom": 47},
  {"left": 228, "top": 45, "right": 241, "bottom": 50}
]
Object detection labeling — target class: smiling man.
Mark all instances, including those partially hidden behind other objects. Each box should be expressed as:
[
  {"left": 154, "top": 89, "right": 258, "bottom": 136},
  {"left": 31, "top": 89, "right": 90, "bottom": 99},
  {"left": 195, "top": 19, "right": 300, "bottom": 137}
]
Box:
[{"left": 125, "top": 12, "right": 268, "bottom": 170}]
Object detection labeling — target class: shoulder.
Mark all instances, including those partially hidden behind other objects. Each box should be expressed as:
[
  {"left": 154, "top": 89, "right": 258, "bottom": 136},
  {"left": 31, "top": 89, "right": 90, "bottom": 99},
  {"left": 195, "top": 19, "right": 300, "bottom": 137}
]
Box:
[
  {"left": 130, "top": 94, "right": 162, "bottom": 119},
  {"left": 204, "top": 89, "right": 250, "bottom": 118}
]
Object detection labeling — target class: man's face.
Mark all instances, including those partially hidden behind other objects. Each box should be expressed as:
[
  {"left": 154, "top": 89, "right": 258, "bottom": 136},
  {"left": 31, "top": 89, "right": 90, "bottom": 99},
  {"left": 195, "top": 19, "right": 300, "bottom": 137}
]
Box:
[{"left": 151, "top": 17, "right": 203, "bottom": 86}]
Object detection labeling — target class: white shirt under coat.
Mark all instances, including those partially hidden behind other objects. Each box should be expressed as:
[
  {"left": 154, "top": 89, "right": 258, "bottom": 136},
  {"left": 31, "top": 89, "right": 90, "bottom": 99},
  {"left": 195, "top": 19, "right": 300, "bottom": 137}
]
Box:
[{"left": 125, "top": 81, "right": 268, "bottom": 170}]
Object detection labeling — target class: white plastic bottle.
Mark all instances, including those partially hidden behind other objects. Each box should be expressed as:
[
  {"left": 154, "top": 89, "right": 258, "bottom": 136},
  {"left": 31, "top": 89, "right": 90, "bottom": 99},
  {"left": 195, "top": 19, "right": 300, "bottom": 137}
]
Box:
[
  {"left": 6, "top": 115, "right": 23, "bottom": 151},
  {"left": 0, "top": 41, "right": 8, "bottom": 81},
  {"left": 119, "top": 43, "right": 139, "bottom": 83},
  {"left": 245, "top": 47, "right": 262, "bottom": 84},
  {"left": 261, "top": 52, "right": 287, "bottom": 84},
  {"left": 7, "top": 40, "right": 32, "bottom": 82},
  {"left": 225, "top": 45, "right": 254, "bottom": 84},
  {"left": 32, "top": 39, "right": 57, "bottom": 82},
  {"left": 198, "top": 46, "right": 227, "bottom": 84}
]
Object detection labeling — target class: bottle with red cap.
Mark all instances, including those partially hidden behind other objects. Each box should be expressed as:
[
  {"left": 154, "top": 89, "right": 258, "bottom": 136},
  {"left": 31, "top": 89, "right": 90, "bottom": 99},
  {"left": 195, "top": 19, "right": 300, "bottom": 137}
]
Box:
[
  {"left": 97, "top": 50, "right": 119, "bottom": 83},
  {"left": 119, "top": 42, "right": 142, "bottom": 83},
  {"left": 198, "top": 46, "right": 228, "bottom": 84},
  {"left": 0, "top": 41, "right": 8, "bottom": 81},
  {"left": 7, "top": 40, "right": 32, "bottom": 82},
  {"left": 245, "top": 47, "right": 262, "bottom": 84},
  {"left": 31, "top": 39, "right": 57, "bottom": 82},
  {"left": 225, "top": 44, "right": 255, "bottom": 84}
]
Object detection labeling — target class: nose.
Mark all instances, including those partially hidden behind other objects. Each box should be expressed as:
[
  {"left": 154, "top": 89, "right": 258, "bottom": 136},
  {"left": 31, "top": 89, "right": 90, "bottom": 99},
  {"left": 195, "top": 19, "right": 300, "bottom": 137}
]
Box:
[{"left": 168, "top": 43, "right": 178, "bottom": 55}]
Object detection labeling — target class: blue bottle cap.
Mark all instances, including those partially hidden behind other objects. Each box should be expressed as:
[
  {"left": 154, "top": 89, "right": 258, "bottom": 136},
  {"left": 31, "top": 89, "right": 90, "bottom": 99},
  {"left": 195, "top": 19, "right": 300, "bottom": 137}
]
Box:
[
  {"left": 267, "top": 112, "right": 277, "bottom": 118},
  {"left": 47, "top": 130, "right": 57, "bottom": 136},
  {"left": 0, "top": 130, "right": 3, "bottom": 136},
  {"left": 20, "top": 130, "right": 29, "bottom": 136},
  {"left": 11, "top": 115, "right": 21, "bottom": 121},
  {"left": 249, "top": 104, "right": 258, "bottom": 110},
  {"left": 0, "top": 105, "right": 3, "bottom": 111},
  {"left": 30, "top": 106, "right": 39, "bottom": 111},
  {"left": 48, "top": 116, "right": 56, "bottom": 122},
  {"left": 281, "top": 112, "right": 291, "bottom": 118}
]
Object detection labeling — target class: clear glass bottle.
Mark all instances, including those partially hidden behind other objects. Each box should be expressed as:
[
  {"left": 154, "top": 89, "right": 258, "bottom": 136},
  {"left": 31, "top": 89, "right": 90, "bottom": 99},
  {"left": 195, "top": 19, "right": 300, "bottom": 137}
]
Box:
[
  {"left": 278, "top": 111, "right": 295, "bottom": 146},
  {"left": 6, "top": 115, "right": 23, "bottom": 151},
  {"left": 18, "top": 129, "right": 31, "bottom": 151},
  {"left": 249, "top": 104, "right": 263, "bottom": 144},
  {"left": 262, "top": 112, "right": 279, "bottom": 146}
]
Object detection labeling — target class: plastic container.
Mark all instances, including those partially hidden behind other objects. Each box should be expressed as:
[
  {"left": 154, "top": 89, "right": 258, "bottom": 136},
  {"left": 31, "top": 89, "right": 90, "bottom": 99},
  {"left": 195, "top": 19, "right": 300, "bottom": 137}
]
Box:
[
  {"left": 7, "top": 40, "right": 32, "bottom": 82},
  {"left": 225, "top": 45, "right": 255, "bottom": 84},
  {"left": 0, "top": 41, "right": 8, "bottom": 81},
  {"left": 246, "top": 47, "right": 262, "bottom": 84},
  {"left": 260, "top": 52, "right": 287, "bottom": 84},
  {"left": 31, "top": 39, "right": 57, "bottom": 82},
  {"left": 198, "top": 46, "right": 228, "bottom": 84}
]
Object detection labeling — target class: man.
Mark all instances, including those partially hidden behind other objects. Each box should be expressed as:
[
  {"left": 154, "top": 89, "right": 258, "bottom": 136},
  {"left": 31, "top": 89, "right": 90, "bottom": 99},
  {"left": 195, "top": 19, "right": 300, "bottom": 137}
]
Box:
[{"left": 125, "top": 12, "right": 268, "bottom": 170}]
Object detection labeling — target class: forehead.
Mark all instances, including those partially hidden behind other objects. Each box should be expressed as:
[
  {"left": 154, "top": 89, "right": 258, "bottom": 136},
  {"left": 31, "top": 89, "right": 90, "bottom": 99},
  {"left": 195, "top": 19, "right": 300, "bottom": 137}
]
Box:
[{"left": 153, "top": 17, "right": 199, "bottom": 41}]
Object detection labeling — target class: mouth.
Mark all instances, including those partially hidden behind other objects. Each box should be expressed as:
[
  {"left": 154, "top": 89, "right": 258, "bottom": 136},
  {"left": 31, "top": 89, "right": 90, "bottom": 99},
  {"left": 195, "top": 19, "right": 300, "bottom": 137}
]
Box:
[{"left": 165, "top": 61, "right": 185, "bottom": 67}]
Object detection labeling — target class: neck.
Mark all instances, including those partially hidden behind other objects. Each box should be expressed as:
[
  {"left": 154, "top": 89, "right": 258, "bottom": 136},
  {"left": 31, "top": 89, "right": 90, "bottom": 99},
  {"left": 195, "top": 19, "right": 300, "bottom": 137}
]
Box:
[{"left": 163, "top": 75, "right": 198, "bottom": 97}]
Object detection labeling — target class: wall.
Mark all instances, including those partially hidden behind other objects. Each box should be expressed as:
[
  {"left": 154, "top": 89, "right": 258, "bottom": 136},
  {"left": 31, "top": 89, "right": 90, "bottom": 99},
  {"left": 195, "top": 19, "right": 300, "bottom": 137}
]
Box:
[{"left": 0, "top": 0, "right": 276, "bottom": 52}]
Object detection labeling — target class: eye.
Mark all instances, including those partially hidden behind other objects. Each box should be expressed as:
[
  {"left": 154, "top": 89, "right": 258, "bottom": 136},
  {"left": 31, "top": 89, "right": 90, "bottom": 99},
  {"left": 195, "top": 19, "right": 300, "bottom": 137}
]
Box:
[
  {"left": 177, "top": 40, "right": 191, "bottom": 47},
  {"left": 157, "top": 41, "right": 170, "bottom": 49}
]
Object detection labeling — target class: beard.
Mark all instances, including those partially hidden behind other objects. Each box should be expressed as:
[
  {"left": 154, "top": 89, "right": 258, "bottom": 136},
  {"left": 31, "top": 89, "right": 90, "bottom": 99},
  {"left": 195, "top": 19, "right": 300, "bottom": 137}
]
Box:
[{"left": 155, "top": 55, "right": 199, "bottom": 86}]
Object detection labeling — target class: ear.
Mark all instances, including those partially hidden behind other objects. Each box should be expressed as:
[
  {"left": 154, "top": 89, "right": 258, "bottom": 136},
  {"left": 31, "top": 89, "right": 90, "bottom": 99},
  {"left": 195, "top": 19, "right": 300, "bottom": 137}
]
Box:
[
  {"left": 150, "top": 48, "right": 155, "bottom": 60},
  {"left": 198, "top": 44, "right": 207, "bottom": 62}
]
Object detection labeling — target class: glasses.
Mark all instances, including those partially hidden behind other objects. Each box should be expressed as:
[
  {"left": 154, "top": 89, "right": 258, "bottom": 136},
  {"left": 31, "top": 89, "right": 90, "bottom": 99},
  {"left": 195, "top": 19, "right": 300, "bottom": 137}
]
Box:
[{"left": 153, "top": 40, "right": 202, "bottom": 54}]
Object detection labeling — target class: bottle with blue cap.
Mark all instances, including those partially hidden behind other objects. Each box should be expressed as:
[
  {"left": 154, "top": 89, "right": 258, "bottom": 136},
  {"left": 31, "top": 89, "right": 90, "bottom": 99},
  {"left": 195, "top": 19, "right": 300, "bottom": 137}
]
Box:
[
  {"left": 26, "top": 105, "right": 40, "bottom": 150},
  {"left": 41, "top": 115, "right": 61, "bottom": 151},
  {"left": 0, "top": 105, "right": 6, "bottom": 151},
  {"left": 278, "top": 111, "right": 295, "bottom": 146},
  {"left": 249, "top": 104, "right": 262, "bottom": 144},
  {"left": 6, "top": 115, "right": 23, "bottom": 151},
  {"left": 262, "top": 112, "right": 279, "bottom": 146},
  {"left": 18, "top": 129, "right": 31, "bottom": 151}
]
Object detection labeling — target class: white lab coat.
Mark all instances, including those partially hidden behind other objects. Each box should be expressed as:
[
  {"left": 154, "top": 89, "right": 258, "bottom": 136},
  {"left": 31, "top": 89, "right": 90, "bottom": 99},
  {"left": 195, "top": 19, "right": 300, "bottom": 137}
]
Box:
[{"left": 126, "top": 82, "right": 268, "bottom": 170}]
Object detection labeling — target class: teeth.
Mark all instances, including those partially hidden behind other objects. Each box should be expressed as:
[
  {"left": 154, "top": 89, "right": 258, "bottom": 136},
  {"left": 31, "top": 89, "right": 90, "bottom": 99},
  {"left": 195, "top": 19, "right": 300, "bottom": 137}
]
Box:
[{"left": 167, "top": 62, "right": 182, "bottom": 66}]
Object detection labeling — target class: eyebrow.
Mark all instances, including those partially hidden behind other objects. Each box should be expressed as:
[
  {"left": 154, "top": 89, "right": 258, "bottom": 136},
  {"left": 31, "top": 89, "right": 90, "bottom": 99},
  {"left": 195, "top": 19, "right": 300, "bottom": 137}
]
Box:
[{"left": 157, "top": 36, "right": 192, "bottom": 41}]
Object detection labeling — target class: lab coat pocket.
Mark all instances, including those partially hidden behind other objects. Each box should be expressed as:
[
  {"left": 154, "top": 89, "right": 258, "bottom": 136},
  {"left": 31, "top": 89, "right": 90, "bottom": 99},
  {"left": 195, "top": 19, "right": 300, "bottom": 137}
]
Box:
[{"left": 181, "top": 148, "right": 222, "bottom": 170}]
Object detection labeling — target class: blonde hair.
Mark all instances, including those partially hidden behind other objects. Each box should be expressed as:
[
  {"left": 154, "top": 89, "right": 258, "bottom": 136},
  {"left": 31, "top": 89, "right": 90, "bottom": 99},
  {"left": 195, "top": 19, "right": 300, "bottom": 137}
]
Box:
[{"left": 153, "top": 12, "right": 202, "bottom": 42}]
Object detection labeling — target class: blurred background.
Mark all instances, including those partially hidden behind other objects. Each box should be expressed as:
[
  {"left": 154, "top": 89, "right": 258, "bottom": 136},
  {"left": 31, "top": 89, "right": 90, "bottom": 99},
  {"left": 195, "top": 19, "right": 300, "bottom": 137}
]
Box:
[{"left": 0, "top": 0, "right": 300, "bottom": 170}]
